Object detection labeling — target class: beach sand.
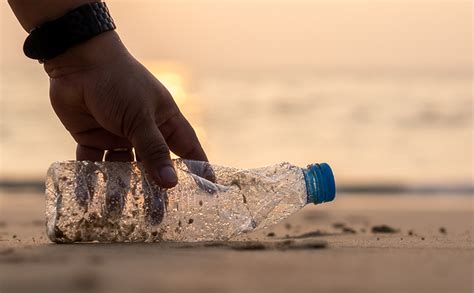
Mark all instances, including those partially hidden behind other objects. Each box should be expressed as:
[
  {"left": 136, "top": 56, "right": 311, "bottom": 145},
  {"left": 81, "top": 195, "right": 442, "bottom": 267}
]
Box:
[{"left": 0, "top": 192, "right": 472, "bottom": 293}]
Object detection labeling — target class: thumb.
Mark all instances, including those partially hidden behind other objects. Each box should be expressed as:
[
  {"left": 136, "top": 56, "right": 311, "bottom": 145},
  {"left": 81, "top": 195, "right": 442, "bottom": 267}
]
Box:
[{"left": 129, "top": 118, "right": 178, "bottom": 188}]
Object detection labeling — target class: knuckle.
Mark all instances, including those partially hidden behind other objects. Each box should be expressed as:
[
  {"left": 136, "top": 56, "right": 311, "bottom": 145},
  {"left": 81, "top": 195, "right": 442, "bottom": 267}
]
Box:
[
  {"left": 140, "top": 140, "right": 170, "bottom": 162},
  {"left": 182, "top": 144, "right": 202, "bottom": 159},
  {"left": 125, "top": 109, "right": 151, "bottom": 140}
]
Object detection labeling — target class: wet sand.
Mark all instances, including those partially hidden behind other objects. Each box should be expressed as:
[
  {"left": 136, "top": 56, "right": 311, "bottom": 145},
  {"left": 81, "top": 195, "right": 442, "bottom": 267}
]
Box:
[{"left": 0, "top": 192, "right": 472, "bottom": 293}]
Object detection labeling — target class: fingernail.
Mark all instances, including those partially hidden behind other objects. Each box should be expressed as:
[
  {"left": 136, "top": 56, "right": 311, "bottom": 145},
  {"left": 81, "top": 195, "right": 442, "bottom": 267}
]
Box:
[{"left": 159, "top": 166, "right": 178, "bottom": 187}]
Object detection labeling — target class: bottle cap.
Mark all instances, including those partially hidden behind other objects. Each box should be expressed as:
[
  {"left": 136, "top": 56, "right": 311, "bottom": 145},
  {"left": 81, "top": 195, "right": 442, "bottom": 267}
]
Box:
[{"left": 303, "top": 163, "right": 336, "bottom": 204}]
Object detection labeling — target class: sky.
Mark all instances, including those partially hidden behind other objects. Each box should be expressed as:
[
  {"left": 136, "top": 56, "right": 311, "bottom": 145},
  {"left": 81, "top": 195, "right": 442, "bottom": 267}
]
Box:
[{"left": 1, "top": 0, "right": 472, "bottom": 73}]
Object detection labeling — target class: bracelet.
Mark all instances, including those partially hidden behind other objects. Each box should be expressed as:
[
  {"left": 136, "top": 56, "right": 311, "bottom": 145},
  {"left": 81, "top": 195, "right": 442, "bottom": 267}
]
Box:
[{"left": 23, "top": 2, "right": 116, "bottom": 63}]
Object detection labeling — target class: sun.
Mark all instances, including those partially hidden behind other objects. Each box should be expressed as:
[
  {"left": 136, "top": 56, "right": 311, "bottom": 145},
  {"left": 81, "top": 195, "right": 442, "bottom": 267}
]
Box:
[{"left": 145, "top": 61, "right": 189, "bottom": 108}]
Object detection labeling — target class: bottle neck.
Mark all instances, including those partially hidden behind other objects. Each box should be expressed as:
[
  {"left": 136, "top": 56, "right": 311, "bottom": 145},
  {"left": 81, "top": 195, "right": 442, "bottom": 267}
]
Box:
[{"left": 303, "top": 163, "right": 336, "bottom": 205}]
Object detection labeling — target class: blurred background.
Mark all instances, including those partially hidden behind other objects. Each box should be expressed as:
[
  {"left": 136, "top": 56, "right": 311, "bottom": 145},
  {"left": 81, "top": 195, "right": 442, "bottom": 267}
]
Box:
[{"left": 0, "top": 0, "right": 472, "bottom": 188}]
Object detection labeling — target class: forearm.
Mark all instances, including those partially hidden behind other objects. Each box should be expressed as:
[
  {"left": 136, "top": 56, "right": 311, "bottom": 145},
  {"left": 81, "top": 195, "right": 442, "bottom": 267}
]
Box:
[{"left": 8, "top": 0, "right": 98, "bottom": 32}]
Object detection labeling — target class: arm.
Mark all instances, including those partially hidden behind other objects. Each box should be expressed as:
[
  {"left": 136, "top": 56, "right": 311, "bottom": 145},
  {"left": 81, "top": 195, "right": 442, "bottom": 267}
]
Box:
[
  {"left": 9, "top": 0, "right": 93, "bottom": 32},
  {"left": 8, "top": 0, "right": 209, "bottom": 188}
]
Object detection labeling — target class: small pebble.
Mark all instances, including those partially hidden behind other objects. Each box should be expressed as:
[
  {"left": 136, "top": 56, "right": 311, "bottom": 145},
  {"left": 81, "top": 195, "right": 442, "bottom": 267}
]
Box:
[
  {"left": 342, "top": 227, "right": 357, "bottom": 234},
  {"left": 439, "top": 227, "right": 447, "bottom": 234},
  {"left": 332, "top": 222, "right": 346, "bottom": 229},
  {"left": 267, "top": 232, "right": 275, "bottom": 237},
  {"left": 372, "top": 225, "right": 398, "bottom": 233}
]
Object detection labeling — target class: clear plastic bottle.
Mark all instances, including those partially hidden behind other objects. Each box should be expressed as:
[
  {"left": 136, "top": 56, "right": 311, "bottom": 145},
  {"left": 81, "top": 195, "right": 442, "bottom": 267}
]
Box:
[{"left": 45, "top": 159, "right": 335, "bottom": 243}]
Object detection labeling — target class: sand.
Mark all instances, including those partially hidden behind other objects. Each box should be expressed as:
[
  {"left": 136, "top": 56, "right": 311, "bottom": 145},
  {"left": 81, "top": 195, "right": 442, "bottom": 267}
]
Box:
[{"left": 0, "top": 192, "right": 472, "bottom": 293}]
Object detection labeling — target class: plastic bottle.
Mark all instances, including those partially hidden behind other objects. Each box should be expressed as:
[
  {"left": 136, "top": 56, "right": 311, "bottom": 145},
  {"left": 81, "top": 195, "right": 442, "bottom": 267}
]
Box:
[{"left": 45, "top": 159, "right": 335, "bottom": 243}]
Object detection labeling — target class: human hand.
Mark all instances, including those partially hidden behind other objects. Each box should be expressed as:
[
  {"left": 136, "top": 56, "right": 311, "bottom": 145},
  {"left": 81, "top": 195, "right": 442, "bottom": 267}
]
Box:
[{"left": 44, "top": 31, "right": 207, "bottom": 188}]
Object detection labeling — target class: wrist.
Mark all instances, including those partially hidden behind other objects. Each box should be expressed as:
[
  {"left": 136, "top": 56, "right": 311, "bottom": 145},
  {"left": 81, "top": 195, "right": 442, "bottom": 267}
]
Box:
[{"left": 43, "top": 31, "right": 128, "bottom": 78}]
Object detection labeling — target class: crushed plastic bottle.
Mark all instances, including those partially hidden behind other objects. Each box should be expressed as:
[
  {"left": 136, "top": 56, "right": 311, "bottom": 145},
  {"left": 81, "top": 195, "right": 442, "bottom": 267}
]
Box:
[{"left": 45, "top": 159, "right": 335, "bottom": 243}]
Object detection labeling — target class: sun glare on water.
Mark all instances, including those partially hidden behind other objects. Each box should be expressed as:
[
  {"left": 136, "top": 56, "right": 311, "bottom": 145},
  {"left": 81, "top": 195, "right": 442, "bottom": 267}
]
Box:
[{"left": 145, "top": 61, "right": 189, "bottom": 108}]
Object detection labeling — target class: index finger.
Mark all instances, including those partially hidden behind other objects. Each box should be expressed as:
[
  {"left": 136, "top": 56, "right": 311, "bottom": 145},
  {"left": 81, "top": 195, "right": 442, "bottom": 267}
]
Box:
[{"left": 160, "top": 113, "right": 208, "bottom": 162}]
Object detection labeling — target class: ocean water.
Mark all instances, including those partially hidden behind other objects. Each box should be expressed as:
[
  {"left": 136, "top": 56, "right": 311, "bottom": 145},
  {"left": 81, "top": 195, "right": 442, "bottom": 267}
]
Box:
[{"left": 0, "top": 66, "right": 472, "bottom": 185}]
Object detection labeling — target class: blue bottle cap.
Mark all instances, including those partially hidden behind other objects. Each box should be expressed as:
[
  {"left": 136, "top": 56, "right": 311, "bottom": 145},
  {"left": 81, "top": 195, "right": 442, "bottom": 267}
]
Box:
[{"left": 303, "top": 163, "right": 336, "bottom": 204}]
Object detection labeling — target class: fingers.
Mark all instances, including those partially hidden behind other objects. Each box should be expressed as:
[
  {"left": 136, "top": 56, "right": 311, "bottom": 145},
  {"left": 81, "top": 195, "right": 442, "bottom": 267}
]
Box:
[
  {"left": 72, "top": 128, "right": 132, "bottom": 150},
  {"left": 129, "top": 117, "right": 177, "bottom": 188},
  {"left": 104, "top": 149, "right": 135, "bottom": 162},
  {"left": 74, "top": 113, "right": 205, "bottom": 189},
  {"left": 160, "top": 113, "right": 208, "bottom": 162},
  {"left": 184, "top": 160, "right": 216, "bottom": 183},
  {"left": 77, "top": 144, "right": 134, "bottom": 162},
  {"left": 76, "top": 145, "right": 104, "bottom": 161}
]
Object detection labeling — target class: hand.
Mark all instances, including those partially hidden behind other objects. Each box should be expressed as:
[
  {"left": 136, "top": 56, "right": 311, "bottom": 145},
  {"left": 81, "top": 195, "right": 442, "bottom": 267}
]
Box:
[{"left": 44, "top": 31, "right": 208, "bottom": 188}]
